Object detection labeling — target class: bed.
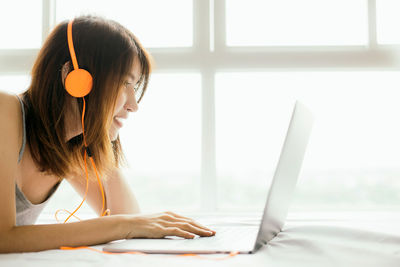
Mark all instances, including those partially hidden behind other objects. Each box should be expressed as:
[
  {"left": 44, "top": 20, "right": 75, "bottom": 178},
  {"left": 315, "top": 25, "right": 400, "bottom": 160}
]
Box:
[{"left": 1, "top": 212, "right": 399, "bottom": 267}]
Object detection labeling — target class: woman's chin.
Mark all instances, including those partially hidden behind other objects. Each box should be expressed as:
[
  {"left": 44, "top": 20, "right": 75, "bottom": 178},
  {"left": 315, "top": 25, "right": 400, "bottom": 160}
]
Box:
[
  {"left": 109, "top": 132, "right": 118, "bottom": 141},
  {"left": 109, "top": 119, "right": 122, "bottom": 141},
  {"left": 109, "top": 127, "right": 119, "bottom": 141}
]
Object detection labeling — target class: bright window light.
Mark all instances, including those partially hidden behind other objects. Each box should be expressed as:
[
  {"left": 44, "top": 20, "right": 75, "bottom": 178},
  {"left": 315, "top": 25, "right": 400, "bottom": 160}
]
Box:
[
  {"left": 113, "top": 73, "right": 201, "bottom": 212},
  {"left": 0, "top": 75, "right": 31, "bottom": 94},
  {"left": 376, "top": 0, "right": 400, "bottom": 44},
  {"left": 226, "top": 0, "right": 368, "bottom": 46},
  {"left": 0, "top": 0, "right": 42, "bottom": 49},
  {"left": 55, "top": 0, "right": 193, "bottom": 48},
  {"left": 216, "top": 71, "right": 400, "bottom": 212}
]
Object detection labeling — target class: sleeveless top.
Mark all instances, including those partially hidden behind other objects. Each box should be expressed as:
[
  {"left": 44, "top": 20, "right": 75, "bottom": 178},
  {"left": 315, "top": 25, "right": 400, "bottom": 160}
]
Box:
[{"left": 15, "top": 95, "right": 61, "bottom": 226}]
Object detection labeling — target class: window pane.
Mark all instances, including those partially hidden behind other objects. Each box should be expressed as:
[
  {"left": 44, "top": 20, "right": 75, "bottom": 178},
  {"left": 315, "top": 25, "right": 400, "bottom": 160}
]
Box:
[
  {"left": 0, "top": 0, "right": 42, "bottom": 49},
  {"left": 0, "top": 75, "right": 31, "bottom": 94},
  {"left": 226, "top": 0, "right": 368, "bottom": 46},
  {"left": 55, "top": 0, "right": 193, "bottom": 48},
  {"left": 376, "top": 0, "right": 400, "bottom": 44},
  {"left": 216, "top": 71, "right": 400, "bottom": 212},
  {"left": 119, "top": 73, "right": 201, "bottom": 212}
]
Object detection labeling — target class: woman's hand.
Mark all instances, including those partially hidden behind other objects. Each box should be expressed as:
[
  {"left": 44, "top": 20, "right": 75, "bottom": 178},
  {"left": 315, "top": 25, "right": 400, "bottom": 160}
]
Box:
[{"left": 123, "top": 211, "right": 216, "bottom": 239}]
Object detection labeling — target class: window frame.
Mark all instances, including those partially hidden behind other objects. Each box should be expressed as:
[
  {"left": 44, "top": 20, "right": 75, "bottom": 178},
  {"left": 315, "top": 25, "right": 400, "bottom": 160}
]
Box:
[{"left": 1, "top": 0, "right": 400, "bottom": 213}]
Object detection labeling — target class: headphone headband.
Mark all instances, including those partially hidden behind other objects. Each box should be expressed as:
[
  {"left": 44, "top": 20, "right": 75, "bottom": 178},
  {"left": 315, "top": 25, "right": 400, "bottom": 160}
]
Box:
[
  {"left": 65, "top": 19, "right": 93, "bottom": 98},
  {"left": 67, "top": 20, "right": 79, "bottom": 70}
]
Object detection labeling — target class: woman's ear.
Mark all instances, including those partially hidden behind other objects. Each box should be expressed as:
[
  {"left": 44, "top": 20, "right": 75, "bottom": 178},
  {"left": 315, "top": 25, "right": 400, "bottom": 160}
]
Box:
[{"left": 61, "top": 61, "right": 72, "bottom": 87}]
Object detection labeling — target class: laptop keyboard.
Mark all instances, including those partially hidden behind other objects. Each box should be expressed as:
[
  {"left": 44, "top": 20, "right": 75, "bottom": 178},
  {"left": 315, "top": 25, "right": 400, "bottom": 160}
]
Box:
[
  {"left": 209, "top": 226, "right": 258, "bottom": 237},
  {"left": 188, "top": 226, "right": 259, "bottom": 247},
  {"left": 104, "top": 226, "right": 261, "bottom": 253}
]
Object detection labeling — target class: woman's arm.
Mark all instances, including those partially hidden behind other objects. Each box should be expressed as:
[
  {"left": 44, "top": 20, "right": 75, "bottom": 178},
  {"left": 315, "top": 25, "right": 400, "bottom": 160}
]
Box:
[
  {"left": 66, "top": 167, "right": 140, "bottom": 216},
  {"left": 1, "top": 215, "right": 127, "bottom": 253},
  {"left": 103, "top": 167, "right": 140, "bottom": 215},
  {"left": 1, "top": 211, "right": 216, "bottom": 253}
]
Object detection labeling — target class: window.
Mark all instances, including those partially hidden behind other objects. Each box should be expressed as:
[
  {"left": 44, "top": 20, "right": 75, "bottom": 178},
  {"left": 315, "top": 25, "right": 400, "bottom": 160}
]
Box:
[
  {"left": 0, "top": 0, "right": 42, "bottom": 49},
  {"left": 216, "top": 71, "right": 400, "bottom": 212},
  {"left": 2, "top": 0, "right": 400, "bottom": 220},
  {"left": 119, "top": 73, "right": 201, "bottom": 212},
  {"left": 226, "top": 0, "right": 368, "bottom": 46},
  {"left": 376, "top": 0, "right": 400, "bottom": 44},
  {"left": 55, "top": 0, "right": 193, "bottom": 48},
  {"left": 0, "top": 75, "right": 31, "bottom": 94}
]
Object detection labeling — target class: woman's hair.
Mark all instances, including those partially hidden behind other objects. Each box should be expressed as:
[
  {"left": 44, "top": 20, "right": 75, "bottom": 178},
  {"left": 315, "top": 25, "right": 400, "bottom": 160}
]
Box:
[{"left": 21, "top": 15, "right": 152, "bottom": 181}]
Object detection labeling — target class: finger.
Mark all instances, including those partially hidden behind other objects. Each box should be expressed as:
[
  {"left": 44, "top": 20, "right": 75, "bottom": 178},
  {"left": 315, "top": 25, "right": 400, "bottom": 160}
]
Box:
[
  {"left": 164, "top": 212, "right": 216, "bottom": 233},
  {"left": 171, "top": 216, "right": 216, "bottom": 233},
  {"left": 165, "top": 227, "right": 196, "bottom": 239},
  {"left": 165, "top": 211, "right": 193, "bottom": 221},
  {"left": 161, "top": 221, "right": 214, "bottom": 237}
]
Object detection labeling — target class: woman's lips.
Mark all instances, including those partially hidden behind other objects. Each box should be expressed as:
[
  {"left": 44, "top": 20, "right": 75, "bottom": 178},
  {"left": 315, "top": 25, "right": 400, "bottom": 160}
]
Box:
[{"left": 114, "top": 117, "right": 125, "bottom": 128}]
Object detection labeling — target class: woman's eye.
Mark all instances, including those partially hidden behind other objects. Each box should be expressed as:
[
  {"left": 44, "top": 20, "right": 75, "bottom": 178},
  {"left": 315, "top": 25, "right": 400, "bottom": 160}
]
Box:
[{"left": 124, "top": 82, "right": 133, "bottom": 88}]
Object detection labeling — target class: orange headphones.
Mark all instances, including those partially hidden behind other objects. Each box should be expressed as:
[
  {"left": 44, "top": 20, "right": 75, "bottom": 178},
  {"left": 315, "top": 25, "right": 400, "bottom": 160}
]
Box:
[
  {"left": 56, "top": 19, "right": 110, "bottom": 223},
  {"left": 65, "top": 19, "right": 93, "bottom": 98}
]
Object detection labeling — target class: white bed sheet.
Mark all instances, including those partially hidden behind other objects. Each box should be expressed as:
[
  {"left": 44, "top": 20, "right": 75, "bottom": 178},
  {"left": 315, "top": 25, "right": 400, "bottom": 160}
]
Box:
[{"left": 1, "top": 213, "right": 399, "bottom": 267}]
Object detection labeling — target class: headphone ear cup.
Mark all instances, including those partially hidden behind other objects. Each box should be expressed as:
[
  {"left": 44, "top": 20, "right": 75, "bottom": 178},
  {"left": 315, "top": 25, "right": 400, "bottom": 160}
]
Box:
[{"left": 65, "top": 69, "right": 93, "bottom": 98}]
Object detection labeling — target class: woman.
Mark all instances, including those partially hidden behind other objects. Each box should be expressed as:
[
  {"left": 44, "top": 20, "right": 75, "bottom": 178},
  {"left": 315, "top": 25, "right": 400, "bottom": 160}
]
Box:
[{"left": 0, "top": 15, "right": 215, "bottom": 253}]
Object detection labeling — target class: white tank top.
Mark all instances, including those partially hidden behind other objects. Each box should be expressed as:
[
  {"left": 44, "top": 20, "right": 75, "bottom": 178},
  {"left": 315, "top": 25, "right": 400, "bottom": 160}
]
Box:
[{"left": 15, "top": 95, "right": 61, "bottom": 226}]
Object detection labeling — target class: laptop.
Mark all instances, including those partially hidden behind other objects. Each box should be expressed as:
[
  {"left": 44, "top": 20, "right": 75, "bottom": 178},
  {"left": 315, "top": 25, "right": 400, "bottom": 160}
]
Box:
[{"left": 103, "top": 101, "right": 314, "bottom": 254}]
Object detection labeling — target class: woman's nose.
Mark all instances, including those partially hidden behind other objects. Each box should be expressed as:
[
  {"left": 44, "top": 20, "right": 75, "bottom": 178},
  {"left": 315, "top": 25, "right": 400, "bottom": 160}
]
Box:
[{"left": 125, "top": 93, "right": 139, "bottom": 112}]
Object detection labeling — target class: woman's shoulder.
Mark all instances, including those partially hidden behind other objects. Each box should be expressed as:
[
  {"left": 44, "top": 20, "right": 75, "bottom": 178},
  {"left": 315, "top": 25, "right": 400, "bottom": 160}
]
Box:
[
  {"left": 0, "top": 91, "right": 20, "bottom": 110},
  {"left": 0, "top": 91, "right": 22, "bottom": 124},
  {"left": 0, "top": 91, "right": 23, "bottom": 149}
]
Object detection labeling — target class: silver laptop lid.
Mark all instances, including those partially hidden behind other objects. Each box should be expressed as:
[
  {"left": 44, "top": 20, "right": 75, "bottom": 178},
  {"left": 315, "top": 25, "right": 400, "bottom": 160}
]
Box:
[{"left": 253, "top": 101, "right": 314, "bottom": 252}]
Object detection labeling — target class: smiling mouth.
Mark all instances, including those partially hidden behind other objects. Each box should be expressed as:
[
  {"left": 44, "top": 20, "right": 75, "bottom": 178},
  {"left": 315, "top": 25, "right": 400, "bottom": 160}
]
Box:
[{"left": 114, "top": 117, "right": 124, "bottom": 128}]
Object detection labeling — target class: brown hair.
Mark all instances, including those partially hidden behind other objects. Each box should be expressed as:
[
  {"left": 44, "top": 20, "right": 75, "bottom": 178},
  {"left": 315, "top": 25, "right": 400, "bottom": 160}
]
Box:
[{"left": 21, "top": 15, "right": 152, "bottom": 181}]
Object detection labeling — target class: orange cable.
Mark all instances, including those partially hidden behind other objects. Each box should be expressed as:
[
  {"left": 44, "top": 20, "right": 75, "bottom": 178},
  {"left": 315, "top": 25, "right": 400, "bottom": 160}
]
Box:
[
  {"left": 89, "top": 156, "right": 110, "bottom": 216},
  {"left": 56, "top": 98, "right": 237, "bottom": 259},
  {"left": 60, "top": 246, "right": 239, "bottom": 260},
  {"left": 55, "top": 97, "right": 109, "bottom": 223}
]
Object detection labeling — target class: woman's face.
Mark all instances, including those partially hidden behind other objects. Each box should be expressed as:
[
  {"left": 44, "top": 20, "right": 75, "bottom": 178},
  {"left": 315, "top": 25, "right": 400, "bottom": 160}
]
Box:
[{"left": 109, "top": 58, "right": 141, "bottom": 141}]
